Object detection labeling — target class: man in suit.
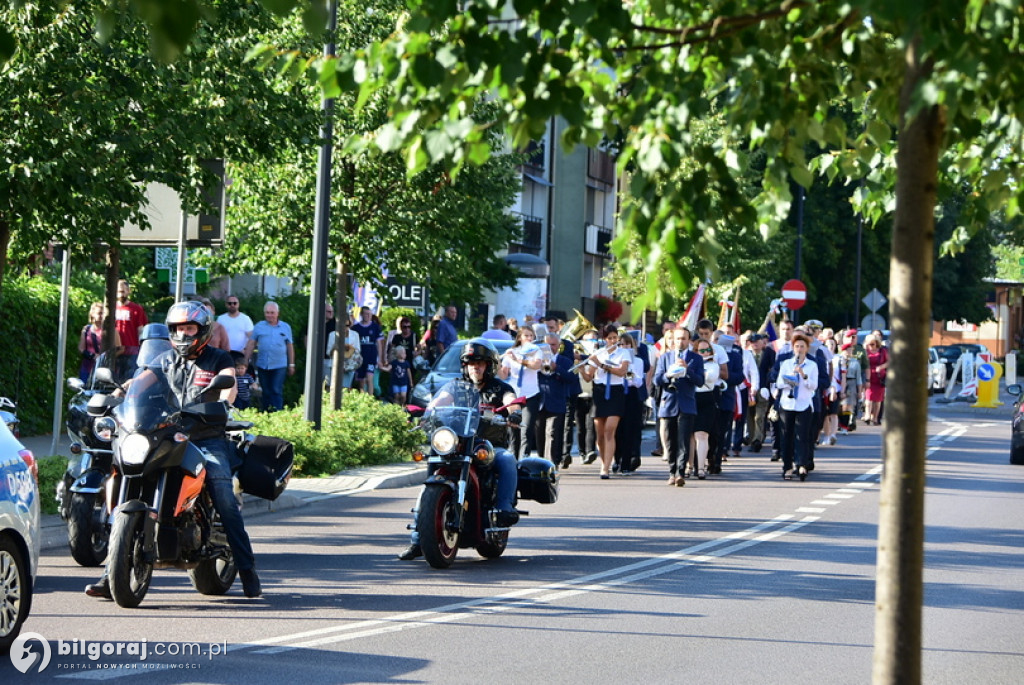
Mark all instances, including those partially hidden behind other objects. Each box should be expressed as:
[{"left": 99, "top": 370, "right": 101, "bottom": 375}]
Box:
[
  {"left": 653, "top": 327, "right": 705, "bottom": 486},
  {"left": 747, "top": 333, "right": 776, "bottom": 453}
]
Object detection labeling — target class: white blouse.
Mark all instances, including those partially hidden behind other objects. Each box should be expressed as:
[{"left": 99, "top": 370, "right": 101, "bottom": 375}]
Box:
[
  {"left": 592, "top": 346, "right": 631, "bottom": 386},
  {"left": 776, "top": 356, "right": 819, "bottom": 412}
]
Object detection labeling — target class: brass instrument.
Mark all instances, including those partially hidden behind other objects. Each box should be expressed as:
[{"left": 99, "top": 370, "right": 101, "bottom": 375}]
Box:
[
  {"left": 557, "top": 309, "right": 596, "bottom": 342},
  {"left": 569, "top": 342, "right": 619, "bottom": 373}
]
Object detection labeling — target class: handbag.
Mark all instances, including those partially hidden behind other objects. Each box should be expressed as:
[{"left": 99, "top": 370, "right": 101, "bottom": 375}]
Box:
[{"left": 342, "top": 344, "right": 363, "bottom": 372}]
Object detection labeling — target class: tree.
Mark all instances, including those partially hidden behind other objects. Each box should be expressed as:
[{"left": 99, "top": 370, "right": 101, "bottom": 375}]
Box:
[
  {"left": 199, "top": 5, "right": 522, "bottom": 308},
  {"left": 0, "top": 0, "right": 311, "bottom": 298},
  {"left": 307, "top": 2, "right": 1022, "bottom": 682}
]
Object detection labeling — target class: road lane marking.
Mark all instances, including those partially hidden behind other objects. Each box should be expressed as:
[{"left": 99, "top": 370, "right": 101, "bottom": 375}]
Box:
[{"left": 56, "top": 416, "right": 982, "bottom": 678}]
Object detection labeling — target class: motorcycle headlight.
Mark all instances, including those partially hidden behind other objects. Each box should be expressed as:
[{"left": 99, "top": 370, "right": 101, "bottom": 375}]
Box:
[
  {"left": 430, "top": 427, "right": 458, "bottom": 456},
  {"left": 120, "top": 433, "right": 151, "bottom": 466},
  {"left": 93, "top": 416, "right": 116, "bottom": 443}
]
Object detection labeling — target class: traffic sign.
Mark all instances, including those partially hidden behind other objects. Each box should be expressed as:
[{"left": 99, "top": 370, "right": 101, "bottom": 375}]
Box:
[
  {"left": 861, "top": 313, "right": 886, "bottom": 331},
  {"left": 781, "top": 279, "right": 807, "bottom": 310},
  {"left": 977, "top": 363, "right": 995, "bottom": 382},
  {"left": 862, "top": 288, "right": 887, "bottom": 312}
]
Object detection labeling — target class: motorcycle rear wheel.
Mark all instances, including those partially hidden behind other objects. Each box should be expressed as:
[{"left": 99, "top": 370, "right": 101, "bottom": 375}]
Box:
[
  {"left": 418, "top": 486, "right": 460, "bottom": 569},
  {"left": 189, "top": 556, "right": 237, "bottom": 595},
  {"left": 108, "top": 511, "right": 153, "bottom": 609},
  {"left": 67, "top": 492, "right": 108, "bottom": 567}
]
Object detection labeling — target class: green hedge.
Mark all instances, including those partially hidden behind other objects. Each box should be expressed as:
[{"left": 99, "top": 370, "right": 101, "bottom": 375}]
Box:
[
  {"left": 235, "top": 390, "right": 423, "bottom": 476},
  {"left": 0, "top": 276, "right": 95, "bottom": 435}
]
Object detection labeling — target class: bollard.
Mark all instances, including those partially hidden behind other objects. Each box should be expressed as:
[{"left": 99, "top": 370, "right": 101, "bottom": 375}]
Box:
[{"left": 972, "top": 360, "right": 1003, "bottom": 408}]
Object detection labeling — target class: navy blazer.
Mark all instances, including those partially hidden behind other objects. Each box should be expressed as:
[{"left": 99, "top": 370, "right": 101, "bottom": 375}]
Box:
[
  {"left": 537, "top": 350, "right": 573, "bottom": 414},
  {"left": 654, "top": 348, "right": 704, "bottom": 417},
  {"left": 717, "top": 347, "right": 745, "bottom": 411}
]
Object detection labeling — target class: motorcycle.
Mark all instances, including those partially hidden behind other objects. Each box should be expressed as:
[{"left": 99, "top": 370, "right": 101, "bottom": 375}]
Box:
[
  {"left": 95, "top": 365, "right": 259, "bottom": 608},
  {"left": 1, "top": 395, "right": 18, "bottom": 437},
  {"left": 56, "top": 377, "right": 120, "bottom": 566},
  {"left": 412, "top": 379, "right": 559, "bottom": 569},
  {"left": 57, "top": 327, "right": 173, "bottom": 567}
]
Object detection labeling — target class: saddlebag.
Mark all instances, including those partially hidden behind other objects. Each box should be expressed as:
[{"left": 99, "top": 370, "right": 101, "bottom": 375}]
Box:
[
  {"left": 238, "top": 436, "right": 294, "bottom": 501},
  {"left": 516, "top": 456, "right": 559, "bottom": 504}
]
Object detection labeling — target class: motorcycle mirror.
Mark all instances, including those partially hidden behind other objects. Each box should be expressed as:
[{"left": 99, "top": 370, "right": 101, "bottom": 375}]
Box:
[
  {"left": 208, "top": 374, "right": 236, "bottom": 392},
  {"left": 67, "top": 377, "right": 84, "bottom": 391},
  {"left": 93, "top": 367, "right": 123, "bottom": 391}
]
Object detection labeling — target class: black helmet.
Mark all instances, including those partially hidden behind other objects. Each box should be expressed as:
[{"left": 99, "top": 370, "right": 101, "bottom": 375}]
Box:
[
  {"left": 459, "top": 340, "right": 499, "bottom": 381},
  {"left": 166, "top": 301, "right": 213, "bottom": 360}
]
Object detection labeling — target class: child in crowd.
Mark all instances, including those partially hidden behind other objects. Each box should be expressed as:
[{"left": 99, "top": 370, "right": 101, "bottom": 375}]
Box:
[
  {"left": 379, "top": 346, "right": 413, "bottom": 406},
  {"left": 231, "top": 351, "right": 257, "bottom": 410}
]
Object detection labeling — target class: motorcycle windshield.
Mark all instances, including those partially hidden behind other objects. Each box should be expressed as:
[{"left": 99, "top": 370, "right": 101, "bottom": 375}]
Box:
[
  {"left": 137, "top": 339, "right": 172, "bottom": 369},
  {"left": 423, "top": 379, "right": 481, "bottom": 438},
  {"left": 114, "top": 368, "right": 176, "bottom": 433}
]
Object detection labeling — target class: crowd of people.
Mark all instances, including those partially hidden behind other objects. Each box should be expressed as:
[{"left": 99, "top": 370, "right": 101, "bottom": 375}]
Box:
[{"left": 81, "top": 287, "right": 888, "bottom": 477}]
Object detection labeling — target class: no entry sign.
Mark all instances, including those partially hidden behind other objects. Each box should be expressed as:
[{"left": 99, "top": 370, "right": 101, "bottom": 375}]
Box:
[{"left": 781, "top": 279, "right": 807, "bottom": 310}]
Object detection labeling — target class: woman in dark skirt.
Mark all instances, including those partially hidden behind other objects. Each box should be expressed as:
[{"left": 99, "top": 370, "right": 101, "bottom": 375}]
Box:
[
  {"left": 579, "top": 324, "right": 630, "bottom": 479},
  {"left": 691, "top": 339, "right": 721, "bottom": 479}
]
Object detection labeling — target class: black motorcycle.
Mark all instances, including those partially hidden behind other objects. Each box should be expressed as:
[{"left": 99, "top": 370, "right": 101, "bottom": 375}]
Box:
[
  {"left": 413, "top": 379, "right": 559, "bottom": 569},
  {"left": 56, "top": 377, "right": 120, "bottom": 566},
  {"left": 57, "top": 328, "right": 172, "bottom": 567}
]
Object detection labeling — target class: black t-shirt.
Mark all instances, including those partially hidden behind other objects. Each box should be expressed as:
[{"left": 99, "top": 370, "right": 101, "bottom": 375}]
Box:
[
  {"left": 476, "top": 376, "right": 517, "bottom": 448},
  {"left": 156, "top": 347, "right": 234, "bottom": 408}
]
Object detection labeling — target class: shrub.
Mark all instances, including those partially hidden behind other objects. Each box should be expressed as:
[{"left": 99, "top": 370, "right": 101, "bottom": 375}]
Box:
[
  {"left": 235, "top": 391, "right": 423, "bottom": 477},
  {"left": 0, "top": 276, "right": 95, "bottom": 435},
  {"left": 36, "top": 455, "right": 67, "bottom": 516}
]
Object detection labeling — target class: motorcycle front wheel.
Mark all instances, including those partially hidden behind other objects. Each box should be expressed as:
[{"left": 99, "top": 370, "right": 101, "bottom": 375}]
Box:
[
  {"left": 189, "top": 556, "right": 237, "bottom": 595},
  {"left": 108, "top": 511, "right": 153, "bottom": 608},
  {"left": 67, "top": 491, "right": 108, "bottom": 567},
  {"left": 417, "top": 486, "right": 460, "bottom": 569}
]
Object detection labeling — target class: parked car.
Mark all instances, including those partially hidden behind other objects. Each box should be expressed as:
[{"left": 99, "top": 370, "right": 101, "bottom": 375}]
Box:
[
  {"left": 409, "top": 337, "right": 515, "bottom": 409},
  {"left": 927, "top": 347, "right": 948, "bottom": 393},
  {"left": 931, "top": 343, "right": 991, "bottom": 385},
  {"left": 1008, "top": 384, "right": 1024, "bottom": 465},
  {"left": 0, "top": 420, "right": 40, "bottom": 653}
]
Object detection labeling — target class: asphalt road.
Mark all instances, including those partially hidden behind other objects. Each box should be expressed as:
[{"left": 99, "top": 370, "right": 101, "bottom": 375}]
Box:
[{"left": 6, "top": 403, "right": 1023, "bottom": 684}]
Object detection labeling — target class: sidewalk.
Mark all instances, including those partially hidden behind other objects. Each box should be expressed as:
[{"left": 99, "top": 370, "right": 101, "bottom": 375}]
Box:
[{"left": 19, "top": 431, "right": 426, "bottom": 553}]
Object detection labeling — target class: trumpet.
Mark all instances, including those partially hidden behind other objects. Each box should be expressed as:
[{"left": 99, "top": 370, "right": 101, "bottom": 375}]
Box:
[{"left": 569, "top": 343, "right": 619, "bottom": 373}]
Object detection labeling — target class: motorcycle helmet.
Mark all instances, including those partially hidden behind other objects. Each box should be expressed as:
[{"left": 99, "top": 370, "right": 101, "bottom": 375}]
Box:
[
  {"left": 165, "top": 301, "right": 213, "bottom": 360},
  {"left": 459, "top": 339, "right": 499, "bottom": 381}
]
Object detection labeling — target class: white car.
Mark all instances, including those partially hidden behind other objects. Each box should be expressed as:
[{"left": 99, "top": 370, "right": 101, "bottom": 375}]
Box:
[
  {"left": 0, "top": 421, "right": 40, "bottom": 653},
  {"left": 928, "top": 347, "right": 948, "bottom": 393}
]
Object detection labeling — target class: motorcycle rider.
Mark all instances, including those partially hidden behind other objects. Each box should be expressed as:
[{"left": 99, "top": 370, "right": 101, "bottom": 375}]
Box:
[
  {"left": 398, "top": 340, "right": 522, "bottom": 561},
  {"left": 86, "top": 301, "right": 262, "bottom": 599}
]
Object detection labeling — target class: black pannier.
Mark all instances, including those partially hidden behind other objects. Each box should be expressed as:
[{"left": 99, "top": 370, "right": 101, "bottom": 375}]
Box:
[
  {"left": 237, "top": 435, "right": 294, "bottom": 501},
  {"left": 516, "top": 456, "right": 559, "bottom": 504}
]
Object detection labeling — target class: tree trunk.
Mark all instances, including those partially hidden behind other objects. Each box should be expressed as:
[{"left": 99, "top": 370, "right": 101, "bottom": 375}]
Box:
[
  {"left": 872, "top": 39, "right": 944, "bottom": 685},
  {"left": 0, "top": 218, "right": 9, "bottom": 300},
  {"left": 329, "top": 254, "right": 349, "bottom": 410},
  {"left": 104, "top": 247, "right": 120, "bottom": 354}
]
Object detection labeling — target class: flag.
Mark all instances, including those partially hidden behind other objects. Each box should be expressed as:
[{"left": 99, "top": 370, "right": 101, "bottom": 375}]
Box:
[
  {"left": 762, "top": 319, "right": 778, "bottom": 342},
  {"left": 678, "top": 283, "right": 706, "bottom": 332},
  {"left": 731, "top": 286, "right": 742, "bottom": 332},
  {"left": 717, "top": 298, "right": 733, "bottom": 330}
]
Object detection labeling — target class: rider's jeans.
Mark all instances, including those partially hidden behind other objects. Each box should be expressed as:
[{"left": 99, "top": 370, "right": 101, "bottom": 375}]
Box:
[{"left": 195, "top": 437, "right": 256, "bottom": 571}]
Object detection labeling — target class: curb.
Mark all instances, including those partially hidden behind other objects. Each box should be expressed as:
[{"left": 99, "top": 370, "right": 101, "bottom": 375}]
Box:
[{"left": 39, "top": 463, "right": 426, "bottom": 554}]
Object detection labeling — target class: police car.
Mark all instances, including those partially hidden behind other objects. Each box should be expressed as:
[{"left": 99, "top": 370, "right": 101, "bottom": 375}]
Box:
[{"left": 0, "top": 420, "right": 39, "bottom": 653}]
